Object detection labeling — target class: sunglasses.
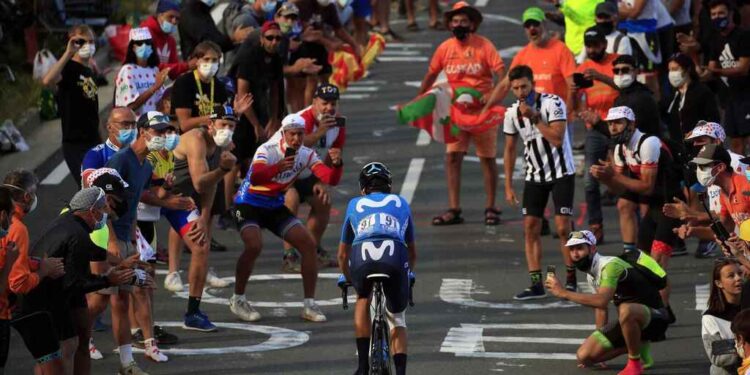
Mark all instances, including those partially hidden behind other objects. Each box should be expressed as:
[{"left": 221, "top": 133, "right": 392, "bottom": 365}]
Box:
[
  {"left": 523, "top": 20, "right": 541, "bottom": 29},
  {"left": 148, "top": 115, "right": 172, "bottom": 125},
  {"left": 568, "top": 231, "right": 586, "bottom": 240},
  {"left": 134, "top": 40, "right": 152, "bottom": 46},
  {"left": 74, "top": 39, "right": 92, "bottom": 46},
  {"left": 613, "top": 67, "right": 632, "bottom": 75},
  {"left": 112, "top": 120, "right": 137, "bottom": 128},
  {"left": 264, "top": 35, "right": 284, "bottom": 42}
]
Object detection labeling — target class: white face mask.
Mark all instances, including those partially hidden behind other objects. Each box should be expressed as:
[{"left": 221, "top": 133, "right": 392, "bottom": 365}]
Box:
[
  {"left": 213, "top": 128, "right": 234, "bottom": 147},
  {"left": 78, "top": 43, "right": 96, "bottom": 59},
  {"left": 317, "top": 0, "right": 332, "bottom": 6},
  {"left": 668, "top": 70, "right": 687, "bottom": 88},
  {"left": 198, "top": 62, "right": 219, "bottom": 79},
  {"left": 696, "top": 165, "right": 717, "bottom": 187},
  {"left": 613, "top": 74, "right": 634, "bottom": 89},
  {"left": 737, "top": 340, "right": 746, "bottom": 359},
  {"left": 146, "top": 135, "right": 166, "bottom": 151}
]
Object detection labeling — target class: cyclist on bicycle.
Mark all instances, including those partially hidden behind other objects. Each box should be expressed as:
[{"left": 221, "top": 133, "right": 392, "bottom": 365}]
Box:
[{"left": 337, "top": 162, "right": 417, "bottom": 375}]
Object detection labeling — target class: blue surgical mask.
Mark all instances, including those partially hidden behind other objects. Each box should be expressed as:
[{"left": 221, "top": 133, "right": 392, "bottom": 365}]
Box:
[
  {"left": 160, "top": 20, "right": 176, "bottom": 34},
  {"left": 118, "top": 128, "right": 137, "bottom": 145},
  {"left": 94, "top": 211, "right": 108, "bottom": 230},
  {"left": 713, "top": 16, "right": 730, "bottom": 31},
  {"left": 0, "top": 217, "right": 8, "bottom": 239},
  {"left": 165, "top": 133, "right": 180, "bottom": 151},
  {"left": 135, "top": 43, "right": 153, "bottom": 60},
  {"left": 201, "top": 0, "right": 216, "bottom": 7},
  {"left": 744, "top": 169, "right": 750, "bottom": 183},
  {"left": 524, "top": 90, "right": 536, "bottom": 106},
  {"left": 262, "top": 0, "right": 277, "bottom": 14}
]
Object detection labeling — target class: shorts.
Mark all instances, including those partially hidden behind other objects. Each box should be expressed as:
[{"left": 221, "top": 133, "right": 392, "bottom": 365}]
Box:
[
  {"left": 294, "top": 175, "right": 320, "bottom": 204},
  {"left": 162, "top": 207, "right": 201, "bottom": 237},
  {"left": 724, "top": 93, "right": 750, "bottom": 138},
  {"left": 619, "top": 194, "right": 680, "bottom": 256},
  {"left": 12, "top": 312, "right": 61, "bottom": 363},
  {"left": 446, "top": 126, "right": 498, "bottom": 158},
  {"left": 290, "top": 42, "right": 332, "bottom": 76},
  {"left": 49, "top": 302, "right": 76, "bottom": 341},
  {"left": 351, "top": 0, "right": 373, "bottom": 18},
  {"left": 592, "top": 305, "right": 669, "bottom": 349},
  {"left": 233, "top": 203, "right": 301, "bottom": 238},
  {"left": 349, "top": 239, "right": 410, "bottom": 314},
  {"left": 522, "top": 175, "right": 575, "bottom": 218},
  {"left": 97, "top": 240, "right": 137, "bottom": 295}
]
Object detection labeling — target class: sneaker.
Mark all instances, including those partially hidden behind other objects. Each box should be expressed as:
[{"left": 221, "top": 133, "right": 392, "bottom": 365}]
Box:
[
  {"left": 210, "top": 238, "right": 227, "bottom": 252},
  {"left": 119, "top": 361, "right": 150, "bottom": 375},
  {"left": 301, "top": 302, "right": 327, "bottom": 322},
  {"left": 564, "top": 281, "right": 577, "bottom": 292},
  {"left": 144, "top": 342, "right": 169, "bottom": 363},
  {"left": 131, "top": 329, "right": 145, "bottom": 349},
  {"left": 618, "top": 358, "right": 643, "bottom": 375},
  {"left": 317, "top": 247, "right": 338, "bottom": 268},
  {"left": 513, "top": 284, "right": 546, "bottom": 300},
  {"left": 229, "top": 294, "right": 262, "bottom": 322},
  {"left": 696, "top": 241, "right": 721, "bottom": 259},
  {"left": 164, "top": 271, "right": 184, "bottom": 292},
  {"left": 183, "top": 311, "right": 218, "bottom": 332},
  {"left": 672, "top": 242, "right": 688, "bottom": 257},
  {"left": 89, "top": 338, "right": 103, "bottom": 360},
  {"left": 206, "top": 267, "right": 230, "bottom": 288},
  {"left": 282, "top": 249, "right": 302, "bottom": 273},
  {"left": 154, "top": 325, "right": 178, "bottom": 345}
]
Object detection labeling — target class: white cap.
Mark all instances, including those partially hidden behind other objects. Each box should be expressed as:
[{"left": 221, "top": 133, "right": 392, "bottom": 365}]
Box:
[
  {"left": 604, "top": 106, "right": 636, "bottom": 122},
  {"left": 281, "top": 114, "right": 306, "bottom": 131},
  {"left": 565, "top": 230, "right": 597, "bottom": 247},
  {"left": 129, "top": 27, "right": 152, "bottom": 42},
  {"left": 685, "top": 121, "right": 726, "bottom": 143}
]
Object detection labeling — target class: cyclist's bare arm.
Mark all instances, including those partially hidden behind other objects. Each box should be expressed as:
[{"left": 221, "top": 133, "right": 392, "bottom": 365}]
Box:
[{"left": 337, "top": 242, "right": 352, "bottom": 281}]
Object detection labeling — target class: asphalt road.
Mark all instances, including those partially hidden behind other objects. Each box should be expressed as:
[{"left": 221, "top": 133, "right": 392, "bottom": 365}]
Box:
[{"left": 6, "top": 1, "right": 712, "bottom": 374}]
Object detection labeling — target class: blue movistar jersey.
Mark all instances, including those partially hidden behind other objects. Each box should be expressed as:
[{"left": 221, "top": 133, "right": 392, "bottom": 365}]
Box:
[
  {"left": 340, "top": 192, "right": 415, "bottom": 245},
  {"left": 81, "top": 140, "right": 119, "bottom": 173}
]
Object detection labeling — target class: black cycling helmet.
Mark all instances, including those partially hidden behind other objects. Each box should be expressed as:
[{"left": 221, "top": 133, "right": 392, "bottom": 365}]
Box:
[{"left": 359, "top": 162, "right": 392, "bottom": 192}]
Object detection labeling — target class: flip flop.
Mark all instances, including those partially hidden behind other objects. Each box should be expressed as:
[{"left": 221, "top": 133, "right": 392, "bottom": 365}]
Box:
[
  {"left": 484, "top": 207, "right": 501, "bottom": 226},
  {"left": 407, "top": 22, "right": 420, "bottom": 32},
  {"left": 432, "top": 208, "right": 464, "bottom": 226}
]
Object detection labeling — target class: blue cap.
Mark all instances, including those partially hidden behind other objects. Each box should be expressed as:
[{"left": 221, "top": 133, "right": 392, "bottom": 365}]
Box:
[{"left": 157, "top": 0, "right": 180, "bottom": 14}]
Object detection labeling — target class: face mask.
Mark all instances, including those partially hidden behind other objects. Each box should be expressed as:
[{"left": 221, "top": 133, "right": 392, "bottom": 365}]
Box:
[
  {"left": 165, "top": 133, "right": 180, "bottom": 151},
  {"left": 611, "top": 126, "right": 633, "bottom": 145},
  {"left": 160, "top": 20, "right": 176, "bottom": 34},
  {"left": 573, "top": 253, "right": 593, "bottom": 272},
  {"left": 668, "top": 71, "right": 686, "bottom": 88},
  {"left": 134, "top": 44, "right": 153, "bottom": 60},
  {"left": 745, "top": 168, "right": 750, "bottom": 183},
  {"left": 452, "top": 26, "right": 470, "bottom": 41},
  {"left": 279, "top": 22, "right": 292, "bottom": 34},
  {"left": 27, "top": 194, "right": 38, "bottom": 214},
  {"left": 0, "top": 215, "right": 8, "bottom": 239},
  {"left": 117, "top": 128, "right": 137, "bottom": 145},
  {"left": 317, "top": 0, "right": 331, "bottom": 6},
  {"left": 696, "top": 165, "right": 718, "bottom": 187},
  {"left": 146, "top": 135, "right": 166, "bottom": 151},
  {"left": 262, "top": 0, "right": 277, "bottom": 13},
  {"left": 614, "top": 74, "right": 634, "bottom": 89},
  {"left": 524, "top": 90, "right": 536, "bottom": 106},
  {"left": 713, "top": 16, "right": 730, "bottom": 31},
  {"left": 198, "top": 62, "right": 219, "bottom": 79},
  {"left": 737, "top": 340, "right": 746, "bottom": 359},
  {"left": 589, "top": 49, "right": 605, "bottom": 62},
  {"left": 78, "top": 43, "right": 96, "bottom": 59},
  {"left": 94, "top": 211, "right": 108, "bottom": 230},
  {"left": 597, "top": 21, "right": 614, "bottom": 35},
  {"left": 201, "top": 0, "right": 216, "bottom": 7},
  {"left": 213, "top": 128, "right": 234, "bottom": 147}
]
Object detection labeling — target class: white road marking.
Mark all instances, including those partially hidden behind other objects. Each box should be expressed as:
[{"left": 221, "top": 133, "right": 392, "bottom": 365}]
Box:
[
  {"left": 461, "top": 323, "right": 595, "bottom": 330},
  {"left": 439, "top": 279, "right": 578, "bottom": 310},
  {"left": 484, "top": 13, "right": 522, "bottom": 25},
  {"left": 400, "top": 158, "right": 425, "bottom": 204},
  {"left": 351, "top": 79, "right": 387, "bottom": 85},
  {"left": 341, "top": 94, "right": 371, "bottom": 100},
  {"left": 404, "top": 81, "right": 421, "bottom": 88},
  {"left": 386, "top": 42, "right": 433, "bottom": 49},
  {"left": 381, "top": 50, "right": 423, "bottom": 56},
  {"left": 41, "top": 161, "right": 70, "bottom": 185},
  {"left": 695, "top": 283, "right": 709, "bottom": 311},
  {"left": 498, "top": 46, "right": 523, "bottom": 59},
  {"left": 483, "top": 336, "right": 582, "bottom": 345},
  {"left": 474, "top": 0, "right": 489, "bottom": 7},
  {"left": 346, "top": 86, "right": 379, "bottom": 92},
  {"left": 379, "top": 56, "right": 429, "bottom": 62},
  {"left": 416, "top": 130, "right": 431, "bottom": 146},
  {"left": 131, "top": 322, "right": 308, "bottom": 355}
]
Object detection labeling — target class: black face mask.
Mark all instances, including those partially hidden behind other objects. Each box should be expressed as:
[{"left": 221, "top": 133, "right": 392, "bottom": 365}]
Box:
[
  {"left": 611, "top": 126, "right": 633, "bottom": 145},
  {"left": 596, "top": 21, "right": 614, "bottom": 35},
  {"left": 573, "top": 254, "right": 593, "bottom": 272},
  {"left": 453, "top": 26, "right": 470, "bottom": 41},
  {"left": 589, "top": 49, "right": 605, "bottom": 62}
]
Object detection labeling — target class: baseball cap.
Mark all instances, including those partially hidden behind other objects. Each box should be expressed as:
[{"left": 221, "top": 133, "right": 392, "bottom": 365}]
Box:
[
  {"left": 613, "top": 54, "right": 637, "bottom": 67},
  {"left": 604, "top": 106, "right": 636, "bottom": 122},
  {"left": 685, "top": 121, "right": 726, "bottom": 143},
  {"left": 281, "top": 114, "right": 305, "bottom": 131},
  {"left": 129, "top": 27, "right": 152, "bottom": 42},
  {"left": 261, "top": 21, "right": 281, "bottom": 35},
  {"left": 210, "top": 104, "right": 238, "bottom": 122},
  {"left": 595, "top": 1, "right": 618, "bottom": 17},
  {"left": 691, "top": 143, "right": 732, "bottom": 167},
  {"left": 313, "top": 83, "right": 340, "bottom": 101},
  {"left": 85, "top": 168, "right": 129, "bottom": 195},
  {"left": 137, "top": 111, "right": 174, "bottom": 131},
  {"left": 69, "top": 187, "right": 106, "bottom": 212},
  {"left": 276, "top": 3, "right": 299, "bottom": 17},
  {"left": 522, "top": 7, "right": 545, "bottom": 24},
  {"left": 565, "top": 230, "right": 597, "bottom": 247},
  {"left": 157, "top": 0, "right": 180, "bottom": 13},
  {"left": 584, "top": 25, "right": 606, "bottom": 45}
]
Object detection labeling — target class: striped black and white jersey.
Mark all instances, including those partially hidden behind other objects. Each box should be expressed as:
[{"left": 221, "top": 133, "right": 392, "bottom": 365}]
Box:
[{"left": 503, "top": 93, "right": 575, "bottom": 183}]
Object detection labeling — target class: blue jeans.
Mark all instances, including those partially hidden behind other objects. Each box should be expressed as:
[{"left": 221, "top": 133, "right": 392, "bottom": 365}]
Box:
[{"left": 584, "top": 130, "right": 610, "bottom": 226}]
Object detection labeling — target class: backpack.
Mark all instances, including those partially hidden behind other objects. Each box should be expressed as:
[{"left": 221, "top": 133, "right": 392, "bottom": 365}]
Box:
[
  {"left": 617, "top": 132, "right": 687, "bottom": 195},
  {"left": 619, "top": 250, "right": 667, "bottom": 290},
  {"left": 219, "top": 1, "right": 245, "bottom": 37}
]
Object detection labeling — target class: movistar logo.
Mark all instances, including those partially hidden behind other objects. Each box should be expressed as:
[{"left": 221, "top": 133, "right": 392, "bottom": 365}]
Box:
[
  {"left": 356, "top": 195, "right": 401, "bottom": 213},
  {"left": 361, "top": 240, "right": 395, "bottom": 261}
]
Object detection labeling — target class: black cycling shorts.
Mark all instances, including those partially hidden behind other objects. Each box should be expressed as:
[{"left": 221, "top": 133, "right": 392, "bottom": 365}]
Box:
[
  {"left": 234, "top": 203, "right": 301, "bottom": 238},
  {"left": 619, "top": 194, "right": 681, "bottom": 256},
  {"left": 294, "top": 175, "right": 320, "bottom": 204},
  {"left": 11, "top": 311, "right": 62, "bottom": 361},
  {"left": 350, "top": 239, "right": 410, "bottom": 314},
  {"left": 522, "top": 175, "right": 575, "bottom": 218},
  {"left": 595, "top": 306, "right": 668, "bottom": 349}
]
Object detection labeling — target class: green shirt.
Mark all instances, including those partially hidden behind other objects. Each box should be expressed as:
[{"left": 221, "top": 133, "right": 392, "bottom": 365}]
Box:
[{"left": 560, "top": 0, "right": 603, "bottom": 55}]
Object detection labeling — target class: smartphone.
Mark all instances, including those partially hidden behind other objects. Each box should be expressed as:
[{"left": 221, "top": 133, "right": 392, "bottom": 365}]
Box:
[
  {"left": 334, "top": 117, "right": 346, "bottom": 127},
  {"left": 284, "top": 147, "right": 297, "bottom": 158},
  {"left": 573, "top": 73, "right": 594, "bottom": 89},
  {"left": 546, "top": 265, "right": 556, "bottom": 280}
]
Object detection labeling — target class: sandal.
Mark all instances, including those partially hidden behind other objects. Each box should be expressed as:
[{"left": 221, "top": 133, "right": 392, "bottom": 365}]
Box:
[
  {"left": 484, "top": 207, "right": 501, "bottom": 226},
  {"left": 407, "top": 22, "right": 420, "bottom": 32},
  {"left": 432, "top": 208, "right": 464, "bottom": 226}
]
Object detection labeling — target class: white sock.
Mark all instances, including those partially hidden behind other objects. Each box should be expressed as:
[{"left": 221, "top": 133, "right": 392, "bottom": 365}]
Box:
[
  {"left": 119, "top": 344, "right": 134, "bottom": 367},
  {"left": 233, "top": 294, "right": 245, "bottom": 301},
  {"left": 304, "top": 298, "right": 315, "bottom": 308}
]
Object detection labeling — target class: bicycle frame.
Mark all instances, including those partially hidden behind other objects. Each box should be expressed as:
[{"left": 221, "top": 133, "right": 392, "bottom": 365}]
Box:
[{"left": 369, "top": 279, "right": 394, "bottom": 375}]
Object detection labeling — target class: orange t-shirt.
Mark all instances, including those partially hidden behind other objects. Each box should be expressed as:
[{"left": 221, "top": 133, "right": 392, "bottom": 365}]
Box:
[
  {"left": 576, "top": 54, "right": 620, "bottom": 122},
  {"left": 510, "top": 38, "right": 576, "bottom": 102},
  {"left": 428, "top": 34, "right": 505, "bottom": 95},
  {"left": 0, "top": 207, "right": 36, "bottom": 320},
  {"left": 719, "top": 173, "right": 750, "bottom": 226}
]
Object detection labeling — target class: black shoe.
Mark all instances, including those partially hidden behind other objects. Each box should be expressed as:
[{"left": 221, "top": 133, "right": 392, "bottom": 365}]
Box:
[
  {"left": 513, "top": 284, "right": 546, "bottom": 300},
  {"left": 666, "top": 305, "right": 676, "bottom": 325},
  {"left": 210, "top": 238, "right": 227, "bottom": 252},
  {"left": 672, "top": 245, "right": 688, "bottom": 257},
  {"left": 131, "top": 329, "right": 145, "bottom": 349},
  {"left": 154, "top": 325, "right": 178, "bottom": 345},
  {"left": 564, "top": 281, "right": 577, "bottom": 292},
  {"left": 541, "top": 218, "right": 551, "bottom": 236}
]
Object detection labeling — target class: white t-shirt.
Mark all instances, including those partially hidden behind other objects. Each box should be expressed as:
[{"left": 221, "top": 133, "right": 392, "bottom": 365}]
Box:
[
  {"left": 613, "top": 129, "right": 662, "bottom": 177},
  {"left": 115, "top": 64, "right": 165, "bottom": 118}
]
